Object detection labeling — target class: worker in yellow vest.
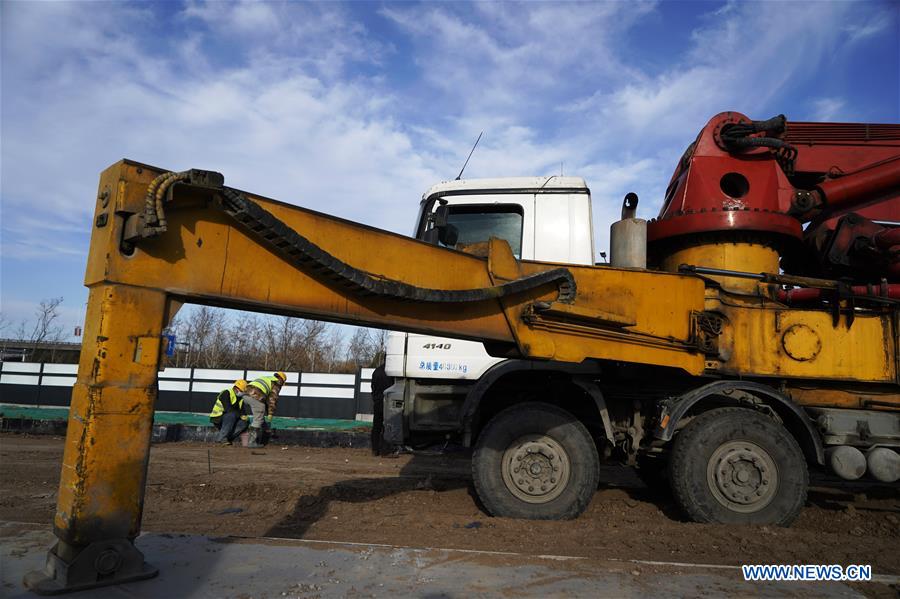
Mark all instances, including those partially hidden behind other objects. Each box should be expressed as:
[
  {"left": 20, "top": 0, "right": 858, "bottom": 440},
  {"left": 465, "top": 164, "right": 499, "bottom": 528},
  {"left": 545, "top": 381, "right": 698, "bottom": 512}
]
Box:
[
  {"left": 209, "top": 379, "right": 249, "bottom": 445},
  {"left": 245, "top": 371, "right": 286, "bottom": 448}
]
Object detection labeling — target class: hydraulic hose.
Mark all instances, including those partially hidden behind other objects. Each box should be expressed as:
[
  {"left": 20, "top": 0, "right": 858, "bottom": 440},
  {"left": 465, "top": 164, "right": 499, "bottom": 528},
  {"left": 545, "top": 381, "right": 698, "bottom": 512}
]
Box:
[
  {"left": 720, "top": 115, "right": 798, "bottom": 174},
  {"left": 143, "top": 171, "right": 190, "bottom": 230}
]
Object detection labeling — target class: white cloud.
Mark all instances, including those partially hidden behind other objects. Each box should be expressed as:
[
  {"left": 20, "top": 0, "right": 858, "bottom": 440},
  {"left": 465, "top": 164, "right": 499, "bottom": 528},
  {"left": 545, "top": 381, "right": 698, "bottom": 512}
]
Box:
[
  {"left": 0, "top": 1, "right": 447, "bottom": 330},
  {"left": 380, "top": 2, "right": 652, "bottom": 122},
  {"left": 810, "top": 97, "right": 847, "bottom": 121},
  {"left": 1, "top": 0, "right": 892, "bottom": 327},
  {"left": 182, "top": 0, "right": 280, "bottom": 35},
  {"left": 592, "top": 2, "right": 857, "bottom": 144},
  {"left": 844, "top": 12, "right": 892, "bottom": 44},
  {"left": 180, "top": 1, "right": 388, "bottom": 78},
  {"left": 379, "top": 0, "right": 873, "bottom": 210},
  {"left": 0, "top": 2, "right": 442, "bottom": 258}
]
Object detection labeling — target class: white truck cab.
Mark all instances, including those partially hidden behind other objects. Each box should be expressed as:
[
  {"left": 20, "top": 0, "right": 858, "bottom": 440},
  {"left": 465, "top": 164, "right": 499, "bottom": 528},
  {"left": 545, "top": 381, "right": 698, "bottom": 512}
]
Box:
[{"left": 382, "top": 177, "right": 595, "bottom": 446}]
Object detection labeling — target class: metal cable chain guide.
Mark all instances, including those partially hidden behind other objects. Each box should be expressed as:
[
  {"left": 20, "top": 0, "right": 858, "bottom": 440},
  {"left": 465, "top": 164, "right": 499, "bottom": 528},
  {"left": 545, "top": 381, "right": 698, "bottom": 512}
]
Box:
[{"left": 143, "top": 171, "right": 576, "bottom": 304}]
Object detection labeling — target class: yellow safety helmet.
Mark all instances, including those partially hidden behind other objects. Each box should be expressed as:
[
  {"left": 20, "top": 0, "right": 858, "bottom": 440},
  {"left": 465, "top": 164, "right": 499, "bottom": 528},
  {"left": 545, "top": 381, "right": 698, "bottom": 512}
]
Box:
[
  {"left": 274, "top": 371, "right": 287, "bottom": 383},
  {"left": 233, "top": 379, "right": 248, "bottom": 392}
]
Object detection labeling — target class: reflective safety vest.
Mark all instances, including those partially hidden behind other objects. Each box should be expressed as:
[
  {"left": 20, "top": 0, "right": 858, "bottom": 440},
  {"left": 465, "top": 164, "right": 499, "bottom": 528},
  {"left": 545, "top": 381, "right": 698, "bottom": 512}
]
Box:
[
  {"left": 209, "top": 388, "right": 242, "bottom": 419},
  {"left": 249, "top": 376, "right": 279, "bottom": 396}
]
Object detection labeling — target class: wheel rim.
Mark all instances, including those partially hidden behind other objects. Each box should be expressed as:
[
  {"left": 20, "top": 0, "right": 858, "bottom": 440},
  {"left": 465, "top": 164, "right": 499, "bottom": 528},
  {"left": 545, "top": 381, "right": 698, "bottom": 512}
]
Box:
[
  {"left": 501, "top": 434, "right": 571, "bottom": 504},
  {"left": 706, "top": 440, "right": 778, "bottom": 514}
]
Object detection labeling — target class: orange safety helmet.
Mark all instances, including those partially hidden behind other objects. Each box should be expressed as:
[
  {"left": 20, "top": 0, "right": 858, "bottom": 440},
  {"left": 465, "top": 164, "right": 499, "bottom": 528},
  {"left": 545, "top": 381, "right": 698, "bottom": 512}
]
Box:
[{"left": 233, "top": 379, "right": 248, "bottom": 392}]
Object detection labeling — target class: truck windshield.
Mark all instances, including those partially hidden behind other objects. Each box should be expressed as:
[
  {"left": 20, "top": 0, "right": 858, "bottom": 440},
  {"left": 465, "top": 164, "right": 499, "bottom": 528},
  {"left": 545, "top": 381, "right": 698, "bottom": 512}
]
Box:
[{"left": 440, "top": 205, "right": 523, "bottom": 258}]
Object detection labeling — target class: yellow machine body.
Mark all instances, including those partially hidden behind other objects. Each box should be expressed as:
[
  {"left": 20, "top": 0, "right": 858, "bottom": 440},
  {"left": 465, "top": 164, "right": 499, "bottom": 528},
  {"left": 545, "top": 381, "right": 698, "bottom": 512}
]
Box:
[
  {"left": 28, "top": 160, "right": 898, "bottom": 593},
  {"left": 661, "top": 242, "right": 896, "bottom": 385}
]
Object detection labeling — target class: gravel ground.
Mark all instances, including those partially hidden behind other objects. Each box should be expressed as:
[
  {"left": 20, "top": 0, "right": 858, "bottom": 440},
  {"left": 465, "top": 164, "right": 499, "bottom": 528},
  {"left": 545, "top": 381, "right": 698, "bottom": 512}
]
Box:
[{"left": 1, "top": 433, "right": 897, "bottom": 596}]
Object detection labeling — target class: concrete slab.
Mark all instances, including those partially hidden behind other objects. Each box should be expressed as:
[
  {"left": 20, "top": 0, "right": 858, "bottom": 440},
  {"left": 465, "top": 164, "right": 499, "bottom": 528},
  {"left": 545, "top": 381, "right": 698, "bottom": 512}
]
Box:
[{"left": 0, "top": 522, "right": 869, "bottom": 598}]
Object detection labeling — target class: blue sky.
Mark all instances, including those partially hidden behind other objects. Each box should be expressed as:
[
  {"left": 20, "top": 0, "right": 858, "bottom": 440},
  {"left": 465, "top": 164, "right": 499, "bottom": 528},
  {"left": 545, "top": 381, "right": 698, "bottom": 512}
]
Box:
[{"left": 1, "top": 0, "right": 897, "bottom": 337}]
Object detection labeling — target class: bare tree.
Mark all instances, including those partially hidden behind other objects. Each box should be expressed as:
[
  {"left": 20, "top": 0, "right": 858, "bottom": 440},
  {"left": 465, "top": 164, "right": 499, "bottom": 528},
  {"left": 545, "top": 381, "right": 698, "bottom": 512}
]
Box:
[
  {"left": 0, "top": 312, "right": 12, "bottom": 337},
  {"left": 297, "top": 319, "right": 328, "bottom": 371},
  {"left": 320, "top": 327, "right": 345, "bottom": 373},
  {"left": 262, "top": 316, "right": 303, "bottom": 371},
  {"left": 165, "top": 306, "right": 354, "bottom": 373},
  {"left": 230, "top": 312, "right": 265, "bottom": 368},
  {"left": 27, "top": 297, "right": 66, "bottom": 344},
  {"left": 174, "top": 306, "right": 231, "bottom": 368},
  {"left": 345, "top": 327, "right": 385, "bottom": 370},
  {"left": 0, "top": 312, "right": 16, "bottom": 361},
  {"left": 1, "top": 297, "right": 68, "bottom": 362},
  {"left": 370, "top": 328, "right": 388, "bottom": 366}
]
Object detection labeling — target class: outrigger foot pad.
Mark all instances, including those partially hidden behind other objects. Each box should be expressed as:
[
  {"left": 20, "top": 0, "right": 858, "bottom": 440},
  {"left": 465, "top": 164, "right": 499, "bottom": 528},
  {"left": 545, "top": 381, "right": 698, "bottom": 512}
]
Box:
[{"left": 24, "top": 538, "right": 158, "bottom": 595}]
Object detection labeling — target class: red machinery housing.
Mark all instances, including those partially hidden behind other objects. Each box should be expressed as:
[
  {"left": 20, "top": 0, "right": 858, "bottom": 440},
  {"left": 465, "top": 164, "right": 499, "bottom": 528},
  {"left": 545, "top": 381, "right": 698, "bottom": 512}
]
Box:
[{"left": 648, "top": 112, "right": 900, "bottom": 285}]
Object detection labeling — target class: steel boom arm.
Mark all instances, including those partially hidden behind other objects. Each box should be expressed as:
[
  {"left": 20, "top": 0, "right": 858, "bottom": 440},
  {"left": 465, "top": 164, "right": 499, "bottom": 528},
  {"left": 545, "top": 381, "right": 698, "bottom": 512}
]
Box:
[{"left": 25, "top": 160, "right": 706, "bottom": 593}]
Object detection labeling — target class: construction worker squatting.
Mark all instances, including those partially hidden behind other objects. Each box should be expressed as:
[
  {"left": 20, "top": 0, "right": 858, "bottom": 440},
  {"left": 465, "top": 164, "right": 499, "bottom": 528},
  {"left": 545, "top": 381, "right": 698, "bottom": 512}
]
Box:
[
  {"left": 245, "top": 371, "right": 286, "bottom": 448},
  {"left": 209, "top": 379, "right": 250, "bottom": 445}
]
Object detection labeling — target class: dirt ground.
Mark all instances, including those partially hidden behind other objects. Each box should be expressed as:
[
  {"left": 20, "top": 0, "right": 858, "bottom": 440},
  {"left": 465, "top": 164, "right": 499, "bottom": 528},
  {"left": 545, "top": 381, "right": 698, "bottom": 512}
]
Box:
[{"left": 2, "top": 433, "right": 898, "bottom": 582}]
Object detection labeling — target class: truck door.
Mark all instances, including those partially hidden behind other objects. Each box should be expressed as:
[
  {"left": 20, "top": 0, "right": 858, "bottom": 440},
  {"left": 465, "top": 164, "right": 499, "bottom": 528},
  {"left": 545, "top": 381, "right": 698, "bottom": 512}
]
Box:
[{"left": 533, "top": 192, "right": 594, "bottom": 265}]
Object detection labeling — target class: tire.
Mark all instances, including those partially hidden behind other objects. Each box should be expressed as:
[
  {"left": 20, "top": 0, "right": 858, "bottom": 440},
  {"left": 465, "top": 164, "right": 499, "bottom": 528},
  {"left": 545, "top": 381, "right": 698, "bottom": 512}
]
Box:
[
  {"left": 669, "top": 407, "right": 808, "bottom": 526},
  {"left": 472, "top": 402, "right": 599, "bottom": 520}
]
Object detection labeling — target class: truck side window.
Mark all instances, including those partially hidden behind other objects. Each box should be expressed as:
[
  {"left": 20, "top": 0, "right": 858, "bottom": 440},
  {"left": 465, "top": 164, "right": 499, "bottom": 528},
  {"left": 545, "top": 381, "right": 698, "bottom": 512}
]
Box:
[{"left": 441, "top": 205, "right": 524, "bottom": 258}]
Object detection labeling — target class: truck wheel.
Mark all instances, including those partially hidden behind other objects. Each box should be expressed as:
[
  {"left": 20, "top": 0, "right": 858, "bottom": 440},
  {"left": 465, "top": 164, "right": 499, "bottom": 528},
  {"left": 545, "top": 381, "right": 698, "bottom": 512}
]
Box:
[
  {"left": 669, "top": 407, "right": 807, "bottom": 525},
  {"left": 472, "top": 402, "right": 599, "bottom": 520}
]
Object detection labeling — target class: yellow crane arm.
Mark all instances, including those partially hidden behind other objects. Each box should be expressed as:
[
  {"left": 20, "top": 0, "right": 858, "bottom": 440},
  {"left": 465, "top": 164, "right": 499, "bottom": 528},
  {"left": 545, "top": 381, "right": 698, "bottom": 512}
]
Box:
[
  {"left": 90, "top": 160, "right": 708, "bottom": 367},
  {"left": 28, "top": 159, "right": 710, "bottom": 593}
]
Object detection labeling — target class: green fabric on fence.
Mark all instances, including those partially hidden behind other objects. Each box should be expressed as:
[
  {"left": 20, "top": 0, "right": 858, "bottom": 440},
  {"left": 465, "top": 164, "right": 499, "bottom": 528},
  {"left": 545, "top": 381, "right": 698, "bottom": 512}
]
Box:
[{"left": 0, "top": 404, "right": 370, "bottom": 431}]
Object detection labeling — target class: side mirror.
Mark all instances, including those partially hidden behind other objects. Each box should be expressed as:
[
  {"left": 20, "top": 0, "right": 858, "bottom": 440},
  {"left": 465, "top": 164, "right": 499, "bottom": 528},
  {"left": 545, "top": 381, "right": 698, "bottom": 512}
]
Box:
[
  {"left": 438, "top": 223, "right": 459, "bottom": 247},
  {"left": 422, "top": 204, "right": 459, "bottom": 247}
]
